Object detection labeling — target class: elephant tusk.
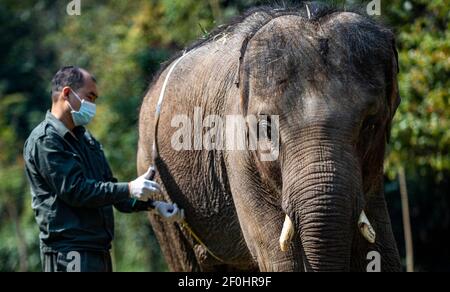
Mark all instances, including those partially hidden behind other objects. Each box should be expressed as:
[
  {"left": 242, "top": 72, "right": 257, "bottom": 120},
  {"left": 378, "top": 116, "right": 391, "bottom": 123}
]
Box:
[
  {"left": 358, "top": 210, "right": 376, "bottom": 244},
  {"left": 279, "top": 215, "right": 295, "bottom": 252}
]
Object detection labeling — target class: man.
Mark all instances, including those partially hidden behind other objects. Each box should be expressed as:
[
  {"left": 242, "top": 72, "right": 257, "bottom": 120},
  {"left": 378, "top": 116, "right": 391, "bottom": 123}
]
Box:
[{"left": 23, "top": 66, "right": 183, "bottom": 272}]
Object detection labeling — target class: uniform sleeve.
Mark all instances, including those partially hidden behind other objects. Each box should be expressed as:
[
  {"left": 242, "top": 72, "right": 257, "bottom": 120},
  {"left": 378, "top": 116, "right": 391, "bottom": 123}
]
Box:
[
  {"left": 113, "top": 198, "right": 135, "bottom": 213},
  {"left": 114, "top": 198, "right": 154, "bottom": 213},
  {"left": 88, "top": 133, "right": 154, "bottom": 213},
  {"left": 89, "top": 136, "right": 149, "bottom": 213},
  {"left": 33, "top": 136, "right": 130, "bottom": 208}
]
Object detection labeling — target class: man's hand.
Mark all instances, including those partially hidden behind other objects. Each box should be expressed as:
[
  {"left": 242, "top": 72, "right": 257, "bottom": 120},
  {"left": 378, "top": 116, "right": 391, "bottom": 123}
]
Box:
[
  {"left": 129, "top": 167, "right": 161, "bottom": 201},
  {"left": 153, "top": 202, "right": 185, "bottom": 223}
]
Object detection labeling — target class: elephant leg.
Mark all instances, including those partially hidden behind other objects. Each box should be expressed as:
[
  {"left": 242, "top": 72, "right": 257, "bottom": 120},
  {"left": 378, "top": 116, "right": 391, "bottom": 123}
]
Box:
[
  {"left": 149, "top": 215, "right": 254, "bottom": 272},
  {"left": 148, "top": 214, "right": 201, "bottom": 272},
  {"left": 137, "top": 156, "right": 200, "bottom": 271},
  {"left": 231, "top": 188, "right": 304, "bottom": 271},
  {"left": 367, "top": 195, "right": 402, "bottom": 271},
  {"left": 351, "top": 192, "right": 402, "bottom": 272}
]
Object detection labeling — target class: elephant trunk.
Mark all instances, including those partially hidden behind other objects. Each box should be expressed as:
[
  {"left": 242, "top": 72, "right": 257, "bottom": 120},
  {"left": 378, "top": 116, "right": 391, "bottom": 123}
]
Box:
[{"left": 281, "top": 134, "right": 364, "bottom": 272}]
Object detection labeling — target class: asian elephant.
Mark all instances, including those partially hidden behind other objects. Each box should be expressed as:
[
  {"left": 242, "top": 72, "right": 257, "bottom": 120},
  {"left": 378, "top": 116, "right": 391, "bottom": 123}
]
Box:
[{"left": 137, "top": 4, "right": 402, "bottom": 272}]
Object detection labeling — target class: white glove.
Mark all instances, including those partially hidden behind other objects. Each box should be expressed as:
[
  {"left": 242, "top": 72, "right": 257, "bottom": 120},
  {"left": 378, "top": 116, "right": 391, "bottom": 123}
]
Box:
[
  {"left": 153, "top": 202, "right": 185, "bottom": 223},
  {"left": 129, "top": 167, "right": 161, "bottom": 201}
]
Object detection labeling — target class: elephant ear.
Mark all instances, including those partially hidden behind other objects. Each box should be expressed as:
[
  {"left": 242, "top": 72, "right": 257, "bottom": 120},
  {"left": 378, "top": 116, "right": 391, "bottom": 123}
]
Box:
[{"left": 385, "top": 37, "right": 401, "bottom": 144}]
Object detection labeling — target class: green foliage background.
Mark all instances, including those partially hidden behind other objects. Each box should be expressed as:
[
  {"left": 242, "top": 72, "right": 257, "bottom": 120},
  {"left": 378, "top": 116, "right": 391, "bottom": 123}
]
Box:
[{"left": 0, "top": 0, "right": 448, "bottom": 271}]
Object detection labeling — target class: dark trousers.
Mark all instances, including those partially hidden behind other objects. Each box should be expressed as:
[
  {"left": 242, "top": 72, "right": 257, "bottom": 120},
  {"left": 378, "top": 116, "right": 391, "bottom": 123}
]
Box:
[{"left": 41, "top": 250, "right": 112, "bottom": 272}]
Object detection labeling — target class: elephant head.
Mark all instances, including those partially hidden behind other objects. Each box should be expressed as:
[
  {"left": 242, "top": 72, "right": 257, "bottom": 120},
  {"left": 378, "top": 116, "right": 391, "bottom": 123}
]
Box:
[{"left": 240, "top": 12, "right": 401, "bottom": 271}]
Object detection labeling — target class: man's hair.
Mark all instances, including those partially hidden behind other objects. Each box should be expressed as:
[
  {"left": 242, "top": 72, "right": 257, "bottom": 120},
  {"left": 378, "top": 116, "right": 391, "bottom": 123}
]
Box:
[{"left": 51, "top": 66, "right": 96, "bottom": 102}]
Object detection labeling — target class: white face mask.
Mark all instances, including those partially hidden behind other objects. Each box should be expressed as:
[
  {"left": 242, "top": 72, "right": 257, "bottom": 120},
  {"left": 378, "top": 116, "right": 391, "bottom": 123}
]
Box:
[{"left": 67, "top": 89, "right": 96, "bottom": 126}]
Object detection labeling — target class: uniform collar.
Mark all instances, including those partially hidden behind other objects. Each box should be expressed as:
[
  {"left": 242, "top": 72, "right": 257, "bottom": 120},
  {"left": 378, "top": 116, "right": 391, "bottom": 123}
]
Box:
[{"left": 45, "top": 111, "right": 85, "bottom": 139}]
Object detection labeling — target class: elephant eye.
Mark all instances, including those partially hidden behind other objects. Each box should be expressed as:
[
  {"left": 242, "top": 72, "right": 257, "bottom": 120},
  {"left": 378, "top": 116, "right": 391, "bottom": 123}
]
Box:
[{"left": 361, "top": 115, "right": 378, "bottom": 134}]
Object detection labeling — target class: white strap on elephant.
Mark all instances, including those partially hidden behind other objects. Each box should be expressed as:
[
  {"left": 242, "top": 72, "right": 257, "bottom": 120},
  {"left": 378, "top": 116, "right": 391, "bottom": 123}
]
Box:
[
  {"left": 152, "top": 50, "right": 190, "bottom": 159},
  {"left": 155, "top": 51, "right": 189, "bottom": 117},
  {"left": 150, "top": 49, "right": 226, "bottom": 264}
]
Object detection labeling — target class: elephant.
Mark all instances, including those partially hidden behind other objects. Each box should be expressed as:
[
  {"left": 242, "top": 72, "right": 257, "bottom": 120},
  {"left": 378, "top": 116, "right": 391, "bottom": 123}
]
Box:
[{"left": 137, "top": 4, "right": 402, "bottom": 272}]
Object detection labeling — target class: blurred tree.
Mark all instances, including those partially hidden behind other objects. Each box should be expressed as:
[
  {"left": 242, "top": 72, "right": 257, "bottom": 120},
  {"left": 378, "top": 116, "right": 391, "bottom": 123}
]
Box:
[
  {"left": 385, "top": 0, "right": 449, "bottom": 180},
  {"left": 383, "top": 0, "right": 450, "bottom": 272},
  {"left": 0, "top": 0, "right": 65, "bottom": 272}
]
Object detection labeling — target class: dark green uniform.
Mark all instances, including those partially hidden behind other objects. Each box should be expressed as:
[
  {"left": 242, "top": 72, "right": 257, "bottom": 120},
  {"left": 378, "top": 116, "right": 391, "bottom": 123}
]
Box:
[{"left": 23, "top": 111, "right": 150, "bottom": 272}]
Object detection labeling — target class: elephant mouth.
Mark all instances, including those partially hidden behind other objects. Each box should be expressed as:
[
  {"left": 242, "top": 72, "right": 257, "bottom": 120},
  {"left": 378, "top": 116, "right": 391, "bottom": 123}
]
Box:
[{"left": 279, "top": 210, "right": 376, "bottom": 252}]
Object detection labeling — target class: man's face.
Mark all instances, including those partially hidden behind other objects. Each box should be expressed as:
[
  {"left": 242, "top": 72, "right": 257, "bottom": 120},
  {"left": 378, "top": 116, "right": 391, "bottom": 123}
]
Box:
[{"left": 67, "top": 72, "right": 98, "bottom": 111}]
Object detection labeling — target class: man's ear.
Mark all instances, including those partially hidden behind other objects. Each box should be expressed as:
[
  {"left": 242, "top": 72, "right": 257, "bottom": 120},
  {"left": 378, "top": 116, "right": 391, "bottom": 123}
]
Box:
[{"left": 61, "top": 87, "right": 71, "bottom": 100}]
